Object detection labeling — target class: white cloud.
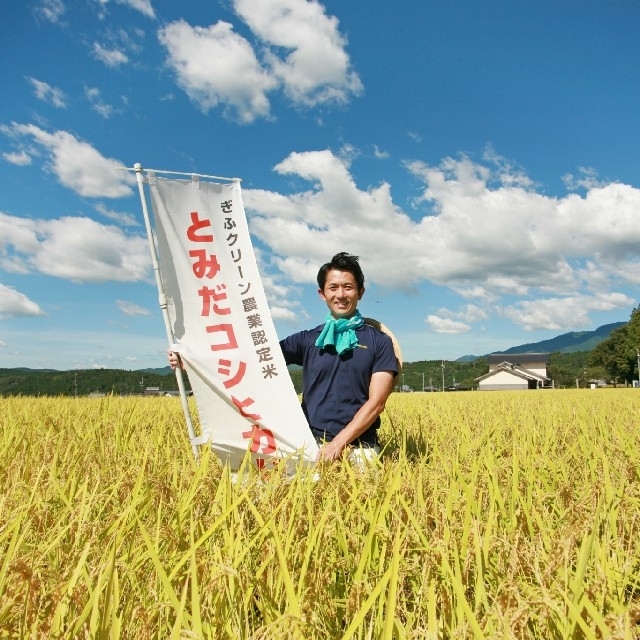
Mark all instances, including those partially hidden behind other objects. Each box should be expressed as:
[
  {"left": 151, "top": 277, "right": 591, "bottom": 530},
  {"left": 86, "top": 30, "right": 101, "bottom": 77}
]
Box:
[
  {"left": 499, "top": 293, "right": 634, "bottom": 331},
  {"left": 233, "top": 0, "right": 362, "bottom": 107},
  {"left": 159, "top": 20, "right": 276, "bottom": 123},
  {"left": 244, "top": 149, "right": 417, "bottom": 289},
  {"left": 94, "top": 203, "right": 139, "bottom": 227},
  {"left": 3, "top": 150, "right": 32, "bottom": 166},
  {"left": 562, "top": 167, "right": 605, "bottom": 191},
  {"left": 93, "top": 42, "right": 129, "bottom": 67},
  {"left": 259, "top": 269, "right": 307, "bottom": 322},
  {"left": 26, "top": 77, "right": 67, "bottom": 108},
  {"left": 458, "top": 304, "right": 488, "bottom": 323},
  {"left": 117, "top": 300, "right": 151, "bottom": 316},
  {"left": 373, "top": 145, "right": 390, "bottom": 160},
  {"left": 2, "top": 123, "right": 133, "bottom": 198},
  {"left": 0, "top": 284, "right": 45, "bottom": 320},
  {"left": 85, "top": 87, "right": 116, "bottom": 118},
  {"left": 158, "top": 1, "right": 360, "bottom": 121},
  {"left": 556, "top": 183, "right": 640, "bottom": 258},
  {"left": 426, "top": 315, "right": 471, "bottom": 334},
  {"left": 425, "top": 304, "right": 486, "bottom": 334},
  {"left": 95, "top": 0, "right": 155, "bottom": 19},
  {"left": 118, "top": 0, "right": 155, "bottom": 18},
  {"left": 242, "top": 148, "right": 640, "bottom": 332},
  {"left": 92, "top": 26, "right": 145, "bottom": 67},
  {"left": 0, "top": 212, "right": 150, "bottom": 283},
  {"left": 453, "top": 285, "right": 498, "bottom": 303},
  {"left": 34, "top": 0, "right": 66, "bottom": 24}
]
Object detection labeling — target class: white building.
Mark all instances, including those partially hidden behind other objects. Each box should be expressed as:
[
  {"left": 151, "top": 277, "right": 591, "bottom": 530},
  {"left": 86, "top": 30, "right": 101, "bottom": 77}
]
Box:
[{"left": 476, "top": 353, "right": 551, "bottom": 390}]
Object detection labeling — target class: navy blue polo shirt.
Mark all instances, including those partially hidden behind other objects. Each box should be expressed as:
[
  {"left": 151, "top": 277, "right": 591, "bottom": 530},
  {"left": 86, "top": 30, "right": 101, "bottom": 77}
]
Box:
[{"left": 280, "top": 323, "right": 398, "bottom": 445}]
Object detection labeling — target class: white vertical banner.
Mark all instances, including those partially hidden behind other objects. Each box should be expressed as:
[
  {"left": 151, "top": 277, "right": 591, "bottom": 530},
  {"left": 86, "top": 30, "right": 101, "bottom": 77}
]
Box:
[{"left": 147, "top": 173, "right": 318, "bottom": 470}]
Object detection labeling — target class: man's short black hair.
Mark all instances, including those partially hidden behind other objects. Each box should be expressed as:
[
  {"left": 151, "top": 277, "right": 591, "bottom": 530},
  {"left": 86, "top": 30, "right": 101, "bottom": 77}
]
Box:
[{"left": 317, "top": 252, "right": 365, "bottom": 290}]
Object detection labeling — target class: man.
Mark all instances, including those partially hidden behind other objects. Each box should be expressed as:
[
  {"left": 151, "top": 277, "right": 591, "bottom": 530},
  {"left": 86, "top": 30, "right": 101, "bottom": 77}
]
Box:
[
  {"left": 279, "top": 252, "right": 398, "bottom": 463},
  {"left": 170, "top": 252, "right": 398, "bottom": 463}
]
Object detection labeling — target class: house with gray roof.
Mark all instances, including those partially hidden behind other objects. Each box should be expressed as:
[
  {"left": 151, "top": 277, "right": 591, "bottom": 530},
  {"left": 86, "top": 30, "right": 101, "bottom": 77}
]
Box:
[{"left": 475, "top": 353, "right": 551, "bottom": 390}]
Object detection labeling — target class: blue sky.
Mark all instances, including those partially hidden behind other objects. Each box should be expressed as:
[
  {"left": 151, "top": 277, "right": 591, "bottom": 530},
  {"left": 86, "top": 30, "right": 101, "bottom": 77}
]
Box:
[{"left": 2, "top": 0, "right": 640, "bottom": 370}]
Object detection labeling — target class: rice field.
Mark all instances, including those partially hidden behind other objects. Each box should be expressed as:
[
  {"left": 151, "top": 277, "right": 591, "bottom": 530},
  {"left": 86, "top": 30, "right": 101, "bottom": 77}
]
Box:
[{"left": 1, "top": 390, "right": 639, "bottom": 639}]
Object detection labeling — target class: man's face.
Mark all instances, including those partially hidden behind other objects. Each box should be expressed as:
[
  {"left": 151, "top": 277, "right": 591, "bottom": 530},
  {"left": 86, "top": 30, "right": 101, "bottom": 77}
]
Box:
[{"left": 318, "top": 269, "right": 364, "bottom": 319}]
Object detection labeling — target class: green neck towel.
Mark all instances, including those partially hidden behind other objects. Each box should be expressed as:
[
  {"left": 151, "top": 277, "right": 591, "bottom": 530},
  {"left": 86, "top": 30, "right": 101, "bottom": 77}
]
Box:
[{"left": 315, "top": 311, "right": 364, "bottom": 355}]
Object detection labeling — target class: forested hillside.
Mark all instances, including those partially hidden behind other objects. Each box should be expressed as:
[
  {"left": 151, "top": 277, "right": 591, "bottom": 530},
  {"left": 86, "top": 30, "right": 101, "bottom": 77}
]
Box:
[
  {"left": 0, "top": 368, "right": 180, "bottom": 397},
  {"left": 2, "top": 308, "right": 638, "bottom": 395},
  {"left": 0, "top": 350, "right": 619, "bottom": 396}
]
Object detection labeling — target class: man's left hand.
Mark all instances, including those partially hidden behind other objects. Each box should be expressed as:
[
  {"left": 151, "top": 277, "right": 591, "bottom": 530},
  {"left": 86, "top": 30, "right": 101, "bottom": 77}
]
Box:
[{"left": 316, "top": 440, "right": 346, "bottom": 463}]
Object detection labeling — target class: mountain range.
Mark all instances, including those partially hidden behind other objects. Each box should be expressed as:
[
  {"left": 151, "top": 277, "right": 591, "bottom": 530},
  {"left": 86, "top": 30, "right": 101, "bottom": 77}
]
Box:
[
  {"left": 2, "top": 322, "right": 626, "bottom": 374},
  {"left": 455, "top": 322, "right": 624, "bottom": 362},
  {"left": 118, "top": 321, "right": 630, "bottom": 369}
]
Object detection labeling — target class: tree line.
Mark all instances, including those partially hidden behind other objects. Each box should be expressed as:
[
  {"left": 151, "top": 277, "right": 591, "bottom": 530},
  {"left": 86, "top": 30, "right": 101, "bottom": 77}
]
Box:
[
  {"left": 587, "top": 305, "right": 640, "bottom": 385},
  {"left": 0, "top": 369, "right": 180, "bottom": 397},
  {"left": 387, "top": 306, "right": 640, "bottom": 391},
  {"left": 1, "top": 307, "right": 638, "bottom": 396}
]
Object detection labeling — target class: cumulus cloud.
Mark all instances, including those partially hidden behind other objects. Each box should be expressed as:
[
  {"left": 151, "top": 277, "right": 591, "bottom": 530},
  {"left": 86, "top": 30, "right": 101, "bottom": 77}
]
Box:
[
  {"left": 0, "top": 284, "right": 45, "bottom": 320},
  {"left": 244, "top": 149, "right": 417, "bottom": 289},
  {"left": 159, "top": 20, "right": 276, "bottom": 123},
  {"left": 458, "top": 304, "right": 488, "bottom": 323},
  {"left": 158, "top": 0, "right": 361, "bottom": 122},
  {"left": 562, "top": 166, "right": 606, "bottom": 191},
  {"left": 93, "top": 42, "right": 129, "bottom": 67},
  {"left": 233, "top": 0, "right": 362, "bottom": 106},
  {"left": 499, "top": 293, "right": 634, "bottom": 331},
  {"left": 118, "top": 0, "right": 155, "bottom": 18},
  {"left": 94, "top": 203, "right": 139, "bottom": 227},
  {"left": 95, "top": 0, "right": 155, "bottom": 19},
  {"left": 0, "top": 212, "right": 150, "bottom": 283},
  {"left": 425, "top": 304, "right": 486, "bottom": 334},
  {"left": 243, "top": 148, "right": 640, "bottom": 333},
  {"left": 373, "top": 145, "right": 390, "bottom": 160},
  {"left": 26, "top": 77, "right": 67, "bottom": 108},
  {"left": 85, "top": 87, "right": 116, "bottom": 118},
  {"left": 91, "top": 26, "right": 145, "bottom": 68},
  {"left": 260, "top": 270, "right": 307, "bottom": 322},
  {"left": 1, "top": 123, "right": 133, "bottom": 197},
  {"left": 426, "top": 315, "right": 471, "bottom": 334},
  {"left": 2, "top": 150, "right": 32, "bottom": 166},
  {"left": 117, "top": 300, "right": 150, "bottom": 316},
  {"left": 34, "top": 0, "right": 66, "bottom": 24}
]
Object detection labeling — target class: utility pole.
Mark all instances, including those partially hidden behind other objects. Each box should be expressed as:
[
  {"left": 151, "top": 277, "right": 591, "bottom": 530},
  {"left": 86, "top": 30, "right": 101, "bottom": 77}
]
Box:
[
  {"left": 74, "top": 372, "right": 77, "bottom": 398},
  {"left": 637, "top": 348, "right": 640, "bottom": 387},
  {"left": 441, "top": 360, "right": 445, "bottom": 391}
]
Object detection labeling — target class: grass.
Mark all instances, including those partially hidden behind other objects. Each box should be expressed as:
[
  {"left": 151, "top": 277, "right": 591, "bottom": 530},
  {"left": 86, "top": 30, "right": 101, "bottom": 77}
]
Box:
[{"left": 0, "top": 390, "right": 639, "bottom": 638}]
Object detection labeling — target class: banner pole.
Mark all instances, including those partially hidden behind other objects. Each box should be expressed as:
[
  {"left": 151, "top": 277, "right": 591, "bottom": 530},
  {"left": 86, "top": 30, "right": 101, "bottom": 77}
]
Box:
[{"left": 134, "top": 162, "right": 199, "bottom": 459}]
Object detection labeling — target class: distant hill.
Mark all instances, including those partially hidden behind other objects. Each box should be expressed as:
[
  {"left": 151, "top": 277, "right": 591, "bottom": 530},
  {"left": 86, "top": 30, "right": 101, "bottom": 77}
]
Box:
[
  {"left": 455, "top": 322, "right": 625, "bottom": 362},
  {"left": 0, "top": 322, "right": 627, "bottom": 376},
  {"left": 139, "top": 366, "right": 173, "bottom": 375},
  {"left": 498, "top": 322, "right": 624, "bottom": 355}
]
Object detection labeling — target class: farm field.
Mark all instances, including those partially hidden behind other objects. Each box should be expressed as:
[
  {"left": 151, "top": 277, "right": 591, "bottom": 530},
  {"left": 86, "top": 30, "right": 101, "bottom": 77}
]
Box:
[{"left": 1, "top": 390, "right": 639, "bottom": 639}]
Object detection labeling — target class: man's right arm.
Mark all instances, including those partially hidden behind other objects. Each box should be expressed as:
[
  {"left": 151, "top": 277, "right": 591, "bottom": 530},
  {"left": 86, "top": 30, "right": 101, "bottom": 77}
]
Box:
[{"left": 279, "top": 332, "right": 305, "bottom": 367}]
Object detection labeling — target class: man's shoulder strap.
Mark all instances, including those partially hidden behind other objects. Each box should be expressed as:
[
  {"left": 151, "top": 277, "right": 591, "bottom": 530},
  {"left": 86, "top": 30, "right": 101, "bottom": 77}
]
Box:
[{"left": 363, "top": 317, "right": 403, "bottom": 376}]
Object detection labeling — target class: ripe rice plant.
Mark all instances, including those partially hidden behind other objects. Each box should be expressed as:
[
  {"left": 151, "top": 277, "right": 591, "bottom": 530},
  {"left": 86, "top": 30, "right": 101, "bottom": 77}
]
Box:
[{"left": 0, "top": 390, "right": 639, "bottom": 638}]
